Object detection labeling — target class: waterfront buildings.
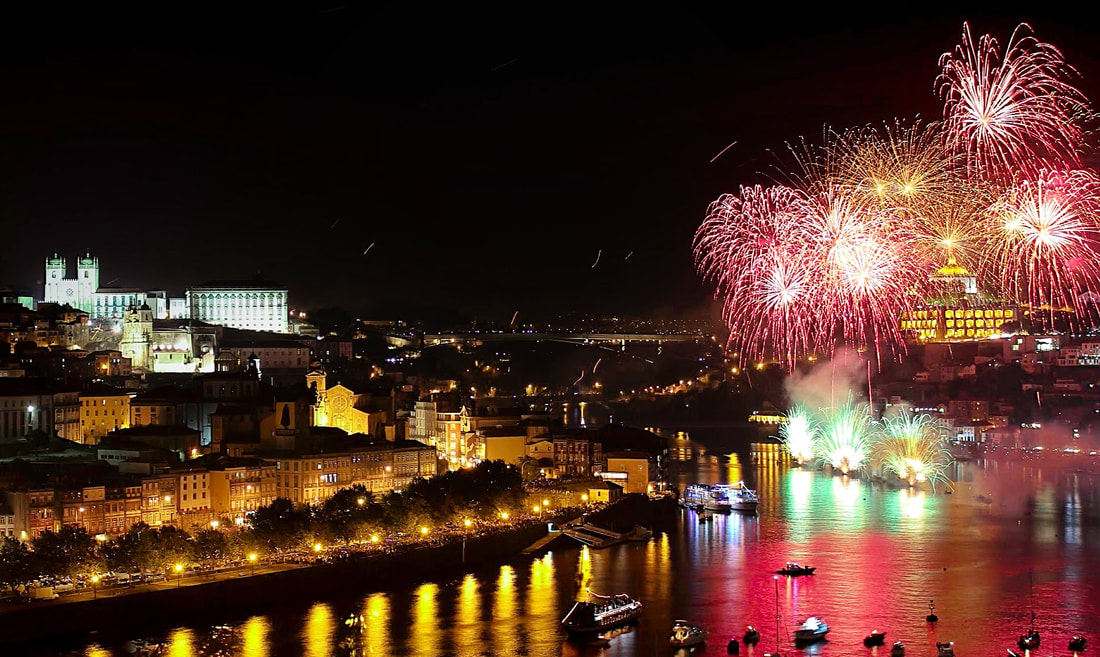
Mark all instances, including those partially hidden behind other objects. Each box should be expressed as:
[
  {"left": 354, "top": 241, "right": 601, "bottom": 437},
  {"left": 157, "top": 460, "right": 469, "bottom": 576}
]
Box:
[{"left": 264, "top": 439, "right": 436, "bottom": 503}]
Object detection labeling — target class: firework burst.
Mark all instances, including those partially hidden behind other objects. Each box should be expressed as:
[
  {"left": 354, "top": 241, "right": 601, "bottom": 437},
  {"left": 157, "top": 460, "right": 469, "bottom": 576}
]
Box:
[
  {"left": 982, "top": 168, "right": 1100, "bottom": 316},
  {"left": 815, "top": 396, "right": 873, "bottom": 475},
  {"left": 873, "top": 411, "right": 953, "bottom": 491},
  {"left": 938, "top": 22, "right": 1088, "bottom": 181},
  {"left": 779, "top": 404, "right": 817, "bottom": 465}
]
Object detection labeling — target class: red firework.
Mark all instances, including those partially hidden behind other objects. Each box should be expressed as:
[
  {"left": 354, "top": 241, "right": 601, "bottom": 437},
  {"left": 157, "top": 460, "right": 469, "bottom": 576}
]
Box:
[
  {"left": 982, "top": 168, "right": 1100, "bottom": 316},
  {"left": 938, "top": 22, "right": 1088, "bottom": 182}
]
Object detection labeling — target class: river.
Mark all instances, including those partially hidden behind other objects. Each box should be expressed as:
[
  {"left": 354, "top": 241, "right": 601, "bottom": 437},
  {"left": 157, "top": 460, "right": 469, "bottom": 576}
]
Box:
[{"left": 26, "top": 427, "right": 1100, "bottom": 656}]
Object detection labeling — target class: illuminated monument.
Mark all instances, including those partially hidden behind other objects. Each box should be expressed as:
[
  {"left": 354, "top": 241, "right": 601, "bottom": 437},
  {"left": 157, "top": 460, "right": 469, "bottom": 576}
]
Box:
[
  {"left": 44, "top": 252, "right": 98, "bottom": 315},
  {"left": 900, "top": 258, "right": 1018, "bottom": 342}
]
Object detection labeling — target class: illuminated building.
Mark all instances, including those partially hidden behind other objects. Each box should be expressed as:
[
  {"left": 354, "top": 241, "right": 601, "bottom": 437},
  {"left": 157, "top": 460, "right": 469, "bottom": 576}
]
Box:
[
  {"left": 120, "top": 304, "right": 154, "bottom": 370},
  {"left": 900, "top": 305, "right": 1017, "bottom": 342},
  {"left": 266, "top": 440, "right": 436, "bottom": 503},
  {"left": 307, "top": 369, "right": 388, "bottom": 437},
  {"left": 79, "top": 384, "right": 134, "bottom": 445},
  {"left": 43, "top": 252, "right": 171, "bottom": 320},
  {"left": 187, "top": 280, "right": 288, "bottom": 333}
]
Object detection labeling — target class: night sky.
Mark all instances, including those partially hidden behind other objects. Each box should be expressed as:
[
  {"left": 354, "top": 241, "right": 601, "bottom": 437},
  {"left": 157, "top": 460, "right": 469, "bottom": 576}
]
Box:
[{"left": 2, "top": 6, "right": 1099, "bottom": 321}]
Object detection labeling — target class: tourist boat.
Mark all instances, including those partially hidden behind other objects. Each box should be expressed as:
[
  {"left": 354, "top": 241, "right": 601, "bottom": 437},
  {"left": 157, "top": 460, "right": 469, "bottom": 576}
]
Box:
[
  {"left": 863, "top": 630, "right": 886, "bottom": 647},
  {"left": 683, "top": 484, "right": 733, "bottom": 512},
  {"left": 669, "top": 620, "right": 708, "bottom": 648},
  {"left": 1069, "top": 636, "right": 1087, "bottom": 651},
  {"left": 776, "top": 562, "right": 815, "bottom": 576},
  {"left": 742, "top": 625, "right": 760, "bottom": 645},
  {"left": 715, "top": 481, "right": 759, "bottom": 512},
  {"left": 793, "top": 616, "right": 829, "bottom": 644},
  {"left": 890, "top": 641, "right": 905, "bottom": 657},
  {"left": 561, "top": 590, "right": 643, "bottom": 635},
  {"left": 936, "top": 641, "right": 955, "bottom": 657}
]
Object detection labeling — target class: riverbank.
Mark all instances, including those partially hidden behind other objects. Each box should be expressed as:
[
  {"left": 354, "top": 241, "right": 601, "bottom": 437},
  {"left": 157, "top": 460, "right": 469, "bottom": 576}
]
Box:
[{"left": 0, "top": 494, "right": 675, "bottom": 645}]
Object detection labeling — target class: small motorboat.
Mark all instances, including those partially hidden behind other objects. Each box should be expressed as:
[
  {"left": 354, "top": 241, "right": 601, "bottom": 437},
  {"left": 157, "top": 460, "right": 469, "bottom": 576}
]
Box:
[
  {"left": 936, "top": 641, "right": 956, "bottom": 657},
  {"left": 743, "top": 626, "right": 760, "bottom": 645},
  {"left": 726, "top": 637, "right": 740, "bottom": 654},
  {"left": 669, "top": 620, "right": 708, "bottom": 648},
  {"left": 1017, "top": 629, "right": 1040, "bottom": 651},
  {"left": 698, "top": 510, "right": 713, "bottom": 523},
  {"left": 793, "top": 616, "right": 829, "bottom": 644},
  {"left": 625, "top": 525, "right": 653, "bottom": 542},
  {"left": 1069, "top": 636, "right": 1087, "bottom": 651},
  {"left": 863, "top": 630, "right": 886, "bottom": 647},
  {"left": 890, "top": 641, "right": 905, "bottom": 657},
  {"left": 776, "top": 562, "right": 816, "bottom": 576}
]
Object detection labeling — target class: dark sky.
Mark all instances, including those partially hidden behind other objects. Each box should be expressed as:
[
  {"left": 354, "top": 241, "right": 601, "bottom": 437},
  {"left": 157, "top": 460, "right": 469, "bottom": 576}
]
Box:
[{"left": 2, "top": 6, "right": 1099, "bottom": 321}]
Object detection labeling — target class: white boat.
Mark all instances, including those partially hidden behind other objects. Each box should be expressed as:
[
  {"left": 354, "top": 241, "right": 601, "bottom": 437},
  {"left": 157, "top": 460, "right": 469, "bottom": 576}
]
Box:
[
  {"left": 669, "top": 620, "right": 708, "bottom": 648},
  {"left": 793, "top": 616, "right": 829, "bottom": 644},
  {"left": 682, "top": 484, "right": 732, "bottom": 512},
  {"left": 715, "top": 481, "right": 759, "bottom": 512}
]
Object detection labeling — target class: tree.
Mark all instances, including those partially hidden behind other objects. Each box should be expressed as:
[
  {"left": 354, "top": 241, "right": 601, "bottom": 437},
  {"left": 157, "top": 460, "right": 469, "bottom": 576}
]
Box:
[
  {"left": 249, "top": 498, "right": 312, "bottom": 551},
  {"left": 193, "top": 529, "right": 229, "bottom": 566},
  {"left": 318, "top": 485, "right": 374, "bottom": 543},
  {"left": 31, "top": 527, "right": 102, "bottom": 580},
  {"left": 0, "top": 537, "right": 32, "bottom": 592}
]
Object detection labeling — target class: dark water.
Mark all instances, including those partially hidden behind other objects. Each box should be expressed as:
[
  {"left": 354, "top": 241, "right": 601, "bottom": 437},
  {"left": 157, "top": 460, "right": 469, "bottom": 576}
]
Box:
[{"left": 35, "top": 428, "right": 1100, "bottom": 656}]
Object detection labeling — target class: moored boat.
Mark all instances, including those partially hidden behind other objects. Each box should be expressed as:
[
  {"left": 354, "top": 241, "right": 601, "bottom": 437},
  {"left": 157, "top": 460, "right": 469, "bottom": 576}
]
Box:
[
  {"left": 890, "top": 641, "right": 905, "bottom": 657},
  {"left": 793, "top": 616, "right": 829, "bottom": 644},
  {"left": 669, "top": 620, "right": 708, "bottom": 648},
  {"left": 683, "top": 484, "right": 733, "bottom": 512},
  {"left": 863, "top": 630, "right": 886, "bottom": 647},
  {"left": 776, "top": 562, "right": 815, "bottom": 576},
  {"left": 1069, "top": 636, "right": 1087, "bottom": 651},
  {"left": 742, "top": 625, "right": 760, "bottom": 645},
  {"left": 625, "top": 525, "right": 653, "bottom": 542},
  {"left": 936, "top": 641, "right": 955, "bottom": 657},
  {"left": 715, "top": 481, "right": 759, "bottom": 512},
  {"left": 561, "top": 590, "right": 643, "bottom": 635}
]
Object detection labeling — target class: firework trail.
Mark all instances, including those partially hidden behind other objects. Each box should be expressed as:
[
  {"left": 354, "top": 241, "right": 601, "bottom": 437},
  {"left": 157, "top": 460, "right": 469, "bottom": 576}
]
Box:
[
  {"left": 938, "top": 22, "right": 1088, "bottom": 181},
  {"left": 779, "top": 404, "right": 817, "bottom": 465},
  {"left": 363, "top": 243, "right": 375, "bottom": 255},
  {"left": 710, "top": 140, "right": 738, "bottom": 163},
  {"left": 591, "top": 249, "right": 602, "bottom": 268},
  {"left": 592, "top": 357, "right": 602, "bottom": 374},
  {"left": 815, "top": 395, "right": 873, "bottom": 475},
  {"left": 510, "top": 310, "right": 519, "bottom": 327},
  {"left": 873, "top": 410, "right": 953, "bottom": 491}
]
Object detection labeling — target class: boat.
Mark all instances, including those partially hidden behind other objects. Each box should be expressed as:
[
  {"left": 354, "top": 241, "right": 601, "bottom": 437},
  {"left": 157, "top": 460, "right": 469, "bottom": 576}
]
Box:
[
  {"left": 683, "top": 484, "right": 733, "bottom": 512},
  {"left": 625, "top": 525, "right": 653, "bottom": 542},
  {"left": 793, "top": 616, "right": 829, "bottom": 644},
  {"left": 890, "top": 641, "right": 905, "bottom": 657},
  {"left": 936, "top": 641, "right": 956, "bottom": 657},
  {"left": 863, "top": 630, "right": 886, "bottom": 647},
  {"left": 669, "top": 620, "right": 708, "bottom": 648},
  {"left": 698, "top": 510, "right": 713, "bottom": 523},
  {"left": 561, "top": 590, "right": 643, "bottom": 635},
  {"left": 776, "top": 562, "right": 815, "bottom": 576},
  {"left": 715, "top": 481, "right": 759, "bottom": 512},
  {"left": 742, "top": 626, "right": 760, "bottom": 645},
  {"left": 1069, "top": 636, "right": 1087, "bottom": 651}
]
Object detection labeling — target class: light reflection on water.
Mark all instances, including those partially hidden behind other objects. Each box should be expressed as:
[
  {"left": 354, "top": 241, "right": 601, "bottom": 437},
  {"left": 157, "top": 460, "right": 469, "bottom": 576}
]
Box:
[{"left": 39, "top": 429, "right": 1100, "bottom": 657}]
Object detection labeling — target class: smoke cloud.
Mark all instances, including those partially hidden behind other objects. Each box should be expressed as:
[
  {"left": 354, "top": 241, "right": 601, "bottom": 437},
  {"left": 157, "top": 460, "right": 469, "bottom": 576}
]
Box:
[{"left": 785, "top": 347, "right": 869, "bottom": 411}]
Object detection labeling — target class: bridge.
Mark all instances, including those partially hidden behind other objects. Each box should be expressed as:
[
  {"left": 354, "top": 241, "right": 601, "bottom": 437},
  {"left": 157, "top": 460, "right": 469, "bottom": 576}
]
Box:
[{"left": 423, "top": 332, "right": 710, "bottom": 347}]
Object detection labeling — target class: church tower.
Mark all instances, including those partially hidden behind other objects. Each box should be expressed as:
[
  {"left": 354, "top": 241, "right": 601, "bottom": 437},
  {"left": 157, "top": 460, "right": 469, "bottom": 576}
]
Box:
[
  {"left": 306, "top": 368, "right": 328, "bottom": 426},
  {"left": 44, "top": 254, "right": 67, "bottom": 304},
  {"left": 120, "top": 304, "right": 153, "bottom": 371},
  {"left": 75, "top": 252, "right": 99, "bottom": 314}
]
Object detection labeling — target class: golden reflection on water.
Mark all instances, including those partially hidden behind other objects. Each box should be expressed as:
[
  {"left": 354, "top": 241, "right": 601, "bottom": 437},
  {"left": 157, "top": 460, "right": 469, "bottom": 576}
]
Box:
[
  {"left": 239, "top": 616, "right": 270, "bottom": 657},
  {"left": 525, "top": 552, "right": 554, "bottom": 642},
  {"left": 363, "top": 593, "right": 391, "bottom": 656},
  {"left": 455, "top": 574, "right": 481, "bottom": 649},
  {"left": 302, "top": 603, "right": 334, "bottom": 657},
  {"left": 575, "top": 546, "right": 592, "bottom": 601},
  {"left": 410, "top": 583, "right": 439, "bottom": 657},
  {"left": 902, "top": 487, "right": 926, "bottom": 521},
  {"left": 167, "top": 628, "right": 194, "bottom": 657},
  {"left": 84, "top": 646, "right": 111, "bottom": 657},
  {"left": 643, "top": 532, "right": 671, "bottom": 601},
  {"left": 726, "top": 453, "right": 742, "bottom": 483},
  {"left": 492, "top": 566, "right": 517, "bottom": 655}
]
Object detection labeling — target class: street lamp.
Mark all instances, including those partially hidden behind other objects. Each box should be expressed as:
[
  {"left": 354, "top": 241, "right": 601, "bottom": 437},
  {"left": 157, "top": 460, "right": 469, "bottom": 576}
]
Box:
[
  {"left": 91, "top": 574, "right": 99, "bottom": 600},
  {"left": 174, "top": 563, "right": 183, "bottom": 588},
  {"left": 370, "top": 534, "right": 379, "bottom": 544},
  {"left": 357, "top": 497, "right": 366, "bottom": 506},
  {"left": 419, "top": 526, "right": 429, "bottom": 537},
  {"left": 313, "top": 542, "right": 323, "bottom": 553},
  {"left": 581, "top": 493, "right": 589, "bottom": 504},
  {"left": 499, "top": 511, "right": 509, "bottom": 521},
  {"left": 249, "top": 553, "right": 258, "bottom": 576},
  {"left": 210, "top": 520, "right": 219, "bottom": 530}
]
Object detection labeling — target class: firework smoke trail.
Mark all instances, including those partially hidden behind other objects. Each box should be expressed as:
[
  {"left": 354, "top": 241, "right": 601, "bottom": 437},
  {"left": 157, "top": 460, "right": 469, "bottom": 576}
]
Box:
[
  {"left": 982, "top": 168, "right": 1100, "bottom": 319},
  {"left": 873, "top": 411, "right": 953, "bottom": 491},
  {"left": 779, "top": 405, "right": 817, "bottom": 465},
  {"left": 938, "top": 22, "right": 1088, "bottom": 181},
  {"left": 815, "top": 395, "right": 873, "bottom": 475}
]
